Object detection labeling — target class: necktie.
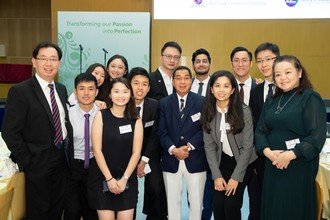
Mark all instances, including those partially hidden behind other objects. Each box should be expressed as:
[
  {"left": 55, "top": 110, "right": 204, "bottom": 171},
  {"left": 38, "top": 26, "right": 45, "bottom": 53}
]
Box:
[
  {"left": 267, "top": 83, "right": 274, "bottom": 100},
  {"left": 179, "top": 98, "right": 185, "bottom": 121},
  {"left": 48, "top": 84, "right": 63, "bottom": 148},
  {"left": 84, "top": 114, "right": 90, "bottom": 169},
  {"left": 136, "top": 106, "right": 141, "bottom": 117},
  {"left": 197, "top": 82, "right": 204, "bottom": 95},
  {"left": 239, "top": 83, "right": 245, "bottom": 103}
]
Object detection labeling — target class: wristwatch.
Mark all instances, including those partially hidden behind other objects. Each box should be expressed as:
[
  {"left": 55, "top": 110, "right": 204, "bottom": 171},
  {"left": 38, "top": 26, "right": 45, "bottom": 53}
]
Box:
[{"left": 122, "top": 174, "right": 129, "bottom": 180}]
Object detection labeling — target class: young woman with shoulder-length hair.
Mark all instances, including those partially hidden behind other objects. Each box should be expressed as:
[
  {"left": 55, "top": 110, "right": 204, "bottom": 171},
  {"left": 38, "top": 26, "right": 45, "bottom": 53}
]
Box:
[
  {"left": 201, "top": 70, "right": 257, "bottom": 220},
  {"left": 87, "top": 77, "right": 143, "bottom": 220}
]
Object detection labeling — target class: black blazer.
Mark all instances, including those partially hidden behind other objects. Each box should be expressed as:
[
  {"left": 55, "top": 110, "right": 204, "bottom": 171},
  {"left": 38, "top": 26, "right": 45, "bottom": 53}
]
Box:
[
  {"left": 141, "top": 97, "right": 160, "bottom": 161},
  {"left": 148, "top": 69, "right": 170, "bottom": 101},
  {"left": 1, "top": 76, "right": 73, "bottom": 172},
  {"left": 249, "top": 82, "right": 265, "bottom": 128}
]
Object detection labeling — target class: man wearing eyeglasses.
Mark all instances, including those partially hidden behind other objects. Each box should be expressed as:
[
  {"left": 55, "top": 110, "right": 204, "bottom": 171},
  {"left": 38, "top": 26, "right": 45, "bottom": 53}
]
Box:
[
  {"left": 230, "top": 46, "right": 258, "bottom": 106},
  {"left": 2, "top": 41, "right": 72, "bottom": 220},
  {"left": 247, "top": 42, "right": 280, "bottom": 220},
  {"left": 148, "top": 41, "right": 182, "bottom": 101}
]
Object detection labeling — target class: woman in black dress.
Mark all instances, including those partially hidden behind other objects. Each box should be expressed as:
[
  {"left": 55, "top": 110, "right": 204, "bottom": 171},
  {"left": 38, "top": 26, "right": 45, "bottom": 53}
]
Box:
[{"left": 88, "top": 77, "right": 143, "bottom": 220}]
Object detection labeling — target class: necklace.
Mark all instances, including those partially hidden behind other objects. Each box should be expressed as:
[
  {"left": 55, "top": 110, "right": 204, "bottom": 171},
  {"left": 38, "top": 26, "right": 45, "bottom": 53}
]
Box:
[{"left": 275, "top": 91, "right": 297, "bottom": 114}]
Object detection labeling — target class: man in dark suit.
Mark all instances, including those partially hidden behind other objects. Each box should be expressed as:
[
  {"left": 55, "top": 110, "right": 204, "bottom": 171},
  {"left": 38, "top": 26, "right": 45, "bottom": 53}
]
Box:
[
  {"left": 147, "top": 41, "right": 182, "bottom": 100},
  {"left": 2, "top": 41, "right": 72, "bottom": 220},
  {"left": 158, "top": 66, "right": 208, "bottom": 220},
  {"left": 230, "top": 46, "right": 257, "bottom": 105},
  {"left": 129, "top": 67, "right": 167, "bottom": 220},
  {"left": 250, "top": 42, "right": 280, "bottom": 127},
  {"left": 248, "top": 42, "right": 280, "bottom": 220}
]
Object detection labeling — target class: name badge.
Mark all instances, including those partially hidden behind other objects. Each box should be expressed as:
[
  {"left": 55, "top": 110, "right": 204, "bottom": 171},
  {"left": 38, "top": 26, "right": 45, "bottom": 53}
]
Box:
[
  {"left": 285, "top": 138, "right": 300, "bottom": 150},
  {"left": 225, "top": 123, "right": 231, "bottom": 130},
  {"left": 119, "top": 124, "right": 132, "bottom": 134},
  {"left": 145, "top": 120, "right": 154, "bottom": 128},
  {"left": 191, "top": 112, "right": 201, "bottom": 122}
]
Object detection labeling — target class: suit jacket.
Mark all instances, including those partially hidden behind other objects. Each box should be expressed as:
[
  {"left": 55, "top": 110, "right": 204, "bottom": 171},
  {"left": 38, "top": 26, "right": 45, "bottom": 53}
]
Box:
[
  {"left": 148, "top": 69, "right": 171, "bottom": 101},
  {"left": 203, "top": 105, "right": 257, "bottom": 182},
  {"left": 1, "top": 76, "right": 72, "bottom": 173},
  {"left": 141, "top": 97, "right": 160, "bottom": 162},
  {"left": 158, "top": 91, "right": 208, "bottom": 173},
  {"left": 249, "top": 82, "right": 265, "bottom": 128}
]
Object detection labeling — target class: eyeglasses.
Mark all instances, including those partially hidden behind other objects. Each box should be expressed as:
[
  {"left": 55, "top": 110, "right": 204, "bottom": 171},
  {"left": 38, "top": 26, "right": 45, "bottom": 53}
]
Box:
[
  {"left": 162, "top": 54, "right": 181, "bottom": 61},
  {"left": 36, "top": 57, "right": 59, "bottom": 63},
  {"left": 256, "top": 57, "right": 276, "bottom": 65}
]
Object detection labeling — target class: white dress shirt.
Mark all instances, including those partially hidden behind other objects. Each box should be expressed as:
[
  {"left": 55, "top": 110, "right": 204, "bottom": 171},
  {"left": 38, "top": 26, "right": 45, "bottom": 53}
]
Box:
[
  {"left": 236, "top": 76, "right": 252, "bottom": 105},
  {"left": 69, "top": 104, "right": 99, "bottom": 160},
  {"left": 216, "top": 106, "right": 233, "bottom": 157},
  {"left": 159, "top": 67, "right": 173, "bottom": 95},
  {"left": 35, "top": 73, "right": 67, "bottom": 139},
  {"left": 190, "top": 76, "right": 210, "bottom": 97}
]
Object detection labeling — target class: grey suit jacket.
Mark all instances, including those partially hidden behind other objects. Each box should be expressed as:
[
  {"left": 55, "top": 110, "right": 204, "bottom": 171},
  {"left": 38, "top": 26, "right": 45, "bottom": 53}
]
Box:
[{"left": 203, "top": 105, "right": 257, "bottom": 182}]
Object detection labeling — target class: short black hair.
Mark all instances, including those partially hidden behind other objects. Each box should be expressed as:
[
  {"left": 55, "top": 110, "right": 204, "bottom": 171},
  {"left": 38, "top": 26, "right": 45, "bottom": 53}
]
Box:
[
  {"left": 230, "top": 46, "right": 252, "bottom": 61},
  {"left": 254, "top": 42, "right": 280, "bottom": 59},
  {"left": 161, "top": 41, "right": 182, "bottom": 55},
  {"left": 128, "top": 67, "right": 150, "bottom": 84},
  {"left": 173, "top": 66, "right": 192, "bottom": 78},
  {"left": 74, "top": 72, "right": 98, "bottom": 89},
  {"left": 32, "top": 41, "right": 62, "bottom": 60},
  {"left": 191, "top": 48, "right": 211, "bottom": 63}
]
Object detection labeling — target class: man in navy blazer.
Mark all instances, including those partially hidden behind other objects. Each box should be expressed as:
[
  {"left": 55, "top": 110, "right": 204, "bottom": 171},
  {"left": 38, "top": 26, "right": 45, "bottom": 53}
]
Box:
[
  {"left": 2, "top": 42, "right": 72, "bottom": 220},
  {"left": 158, "top": 66, "right": 208, "bottom": 220}
]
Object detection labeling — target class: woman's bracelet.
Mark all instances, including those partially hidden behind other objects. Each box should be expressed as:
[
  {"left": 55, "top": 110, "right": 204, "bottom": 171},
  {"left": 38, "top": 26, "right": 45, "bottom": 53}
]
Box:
[{"left": 106, "top": 177, "right": 114, "bottom": 182}]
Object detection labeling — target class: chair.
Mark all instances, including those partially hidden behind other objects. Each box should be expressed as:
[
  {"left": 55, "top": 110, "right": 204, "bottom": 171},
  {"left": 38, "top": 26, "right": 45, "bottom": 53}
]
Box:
[
  {"left": 6, "top": 172, "right": 26, "bottom": 220},
  {"left": 0, "top": 187, "right": 14, "bottom": 220},
  {"left": 316, "top": 179, "right": 323, "bottom": 220}
]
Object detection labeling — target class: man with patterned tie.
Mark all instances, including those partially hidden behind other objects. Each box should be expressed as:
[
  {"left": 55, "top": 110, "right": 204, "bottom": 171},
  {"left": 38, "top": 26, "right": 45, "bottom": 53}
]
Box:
[
  {"left": 64, "top": 73, "right": 99, "bottom": 220},
  {"left": 158, "top": 66, "right": 208, "bottom": 220},
  {"left": 248, "top": 42, "right": 280, "bottom": 220},
  {"left": 190, "top": 48, "right": 213, "bottom": 220},
  {"left": 2, "top": 41, "right": 73, "bottom": 220}
]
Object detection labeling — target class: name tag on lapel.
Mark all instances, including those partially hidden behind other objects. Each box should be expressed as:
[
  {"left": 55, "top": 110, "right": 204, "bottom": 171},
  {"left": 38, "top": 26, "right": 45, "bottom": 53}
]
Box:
[
  {"left": 191, "top": 112, "right": 201, "bottom": 122},
  {"left": 119, "top": 124, "right": 132, "bottom": 134},
  {"left": 145, "top": 120, "right": 154, "bottom": 128}
]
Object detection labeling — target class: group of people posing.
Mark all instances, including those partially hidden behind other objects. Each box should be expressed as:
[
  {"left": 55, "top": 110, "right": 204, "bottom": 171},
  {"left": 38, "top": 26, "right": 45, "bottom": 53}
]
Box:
[{"left": 1, "top": 40, "right": 327, "bottom": 220}]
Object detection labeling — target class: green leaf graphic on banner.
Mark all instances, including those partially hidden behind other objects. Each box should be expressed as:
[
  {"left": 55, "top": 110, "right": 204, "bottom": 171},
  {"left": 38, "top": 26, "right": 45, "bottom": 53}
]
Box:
[{"left": 58, "top": 31, "right": 91, "bottom": 93}]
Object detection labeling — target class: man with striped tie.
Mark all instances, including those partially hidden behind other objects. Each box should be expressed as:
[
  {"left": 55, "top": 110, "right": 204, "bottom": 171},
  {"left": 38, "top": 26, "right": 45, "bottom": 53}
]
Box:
[
  {"left": 158, "top": 66, "right": 208, "bottom": 220},
  {"left": 2, "top": 41, "right": 73, "bottom": 220}
]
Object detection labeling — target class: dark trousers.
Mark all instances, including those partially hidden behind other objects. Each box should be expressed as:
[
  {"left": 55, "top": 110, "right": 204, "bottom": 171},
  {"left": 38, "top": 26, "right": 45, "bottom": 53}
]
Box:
[
  {"left": 63, "top": 159, "right": 98, "bottom": 220},
  {"left": 143, "top": 159, "right": 167, "bottom": 220},
  {"left": 25, "top": 146, "right": 68, "bottom": 220},
  {"left": 246, "top": 156, "right": 264, "bottom": 220},
  {"left": 213, "top": 153, "right": 247, "bottom": 220},
  {"left": 202, "top": 170, "right": 213, "bottom": 220}
]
